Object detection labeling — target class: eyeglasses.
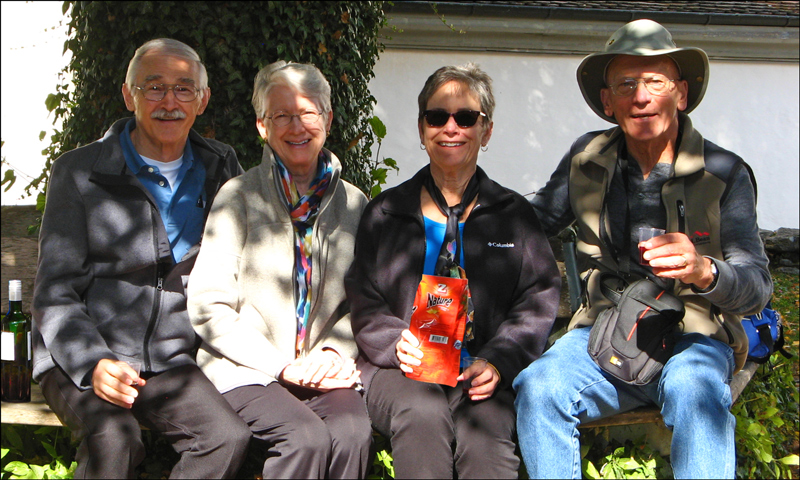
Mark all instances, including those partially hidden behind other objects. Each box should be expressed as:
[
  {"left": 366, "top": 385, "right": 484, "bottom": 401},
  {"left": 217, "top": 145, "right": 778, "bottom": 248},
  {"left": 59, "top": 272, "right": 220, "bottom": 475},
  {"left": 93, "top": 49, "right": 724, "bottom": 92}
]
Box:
[
  {"left": 608, "top": 74, "right": 678, "bottom": 97},
  {"left": 267, "top": 110, "right": 323, "bottom": 127},
  {"left": 422, "top": 109, "right": 486, "bottom": 128},
  {"left": 133, "top": 83, "right": 200, "bottom": 102}
]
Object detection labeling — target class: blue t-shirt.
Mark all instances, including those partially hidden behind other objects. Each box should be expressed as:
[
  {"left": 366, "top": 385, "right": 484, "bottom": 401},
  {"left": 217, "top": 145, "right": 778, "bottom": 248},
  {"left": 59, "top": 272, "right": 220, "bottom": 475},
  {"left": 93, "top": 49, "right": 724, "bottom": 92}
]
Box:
[
  {"left": 423, "top": 216, "right": 469, "bottom": 358},
  {"left": 423, "top": 216, "right": 466, "bottom": 275},
  {"left": 120, "top": 119, "right": 207, "bottom": 263}
]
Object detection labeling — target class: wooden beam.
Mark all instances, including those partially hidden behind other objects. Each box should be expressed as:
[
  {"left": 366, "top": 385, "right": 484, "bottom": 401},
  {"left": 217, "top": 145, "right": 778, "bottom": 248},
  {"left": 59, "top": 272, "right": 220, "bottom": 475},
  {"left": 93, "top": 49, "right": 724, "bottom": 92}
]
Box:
[{"left": 1, "top": 384, "right": 62, "bottom": 427}]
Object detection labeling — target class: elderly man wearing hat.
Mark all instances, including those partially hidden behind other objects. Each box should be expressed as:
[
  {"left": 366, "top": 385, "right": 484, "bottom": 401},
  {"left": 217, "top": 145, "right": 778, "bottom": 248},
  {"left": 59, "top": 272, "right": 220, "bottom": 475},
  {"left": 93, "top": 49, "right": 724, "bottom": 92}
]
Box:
[{"left": 513, "top": 19, "right": 771, "bottom": 479}]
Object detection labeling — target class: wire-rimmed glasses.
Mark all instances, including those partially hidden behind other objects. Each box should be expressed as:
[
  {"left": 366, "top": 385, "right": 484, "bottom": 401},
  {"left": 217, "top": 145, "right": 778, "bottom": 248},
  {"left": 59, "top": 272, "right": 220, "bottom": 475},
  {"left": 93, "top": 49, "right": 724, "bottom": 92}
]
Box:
[
  {"left": 608, "top": 74, "right": 678, "bottom": 97},
  {"left": 133, "top": 83, "right": 200, "bottom": 102},
  {"left": 267, "top": 110, "right": 323, "bottom": 127}
]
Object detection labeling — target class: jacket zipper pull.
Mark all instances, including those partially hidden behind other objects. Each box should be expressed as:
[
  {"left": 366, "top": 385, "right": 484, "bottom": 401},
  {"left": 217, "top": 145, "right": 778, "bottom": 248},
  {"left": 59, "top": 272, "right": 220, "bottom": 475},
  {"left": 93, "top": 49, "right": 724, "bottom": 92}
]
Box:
[
  {"left": 677, "top": 200, "right": 686, "bottom": 234},
  {"left": 157, "top": 277, "right": 163, "bottom": 291}
]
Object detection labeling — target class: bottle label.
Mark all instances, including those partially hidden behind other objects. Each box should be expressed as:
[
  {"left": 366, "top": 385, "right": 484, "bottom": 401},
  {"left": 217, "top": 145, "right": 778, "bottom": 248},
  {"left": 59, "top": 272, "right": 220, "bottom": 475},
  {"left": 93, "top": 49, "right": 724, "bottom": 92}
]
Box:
[
  {"left": 27, "top": 331, "right": 31, "bottom": 361},
  {"left": 1, "top": 331, "right": 14, "bottom": 361}
]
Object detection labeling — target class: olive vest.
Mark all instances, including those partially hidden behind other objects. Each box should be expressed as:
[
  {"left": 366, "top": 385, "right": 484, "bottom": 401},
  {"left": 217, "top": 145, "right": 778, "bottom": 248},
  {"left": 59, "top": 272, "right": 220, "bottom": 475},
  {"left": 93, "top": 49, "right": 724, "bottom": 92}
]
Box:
[{"left": 567, "top": 114, "right": 750, "bottom": 372}]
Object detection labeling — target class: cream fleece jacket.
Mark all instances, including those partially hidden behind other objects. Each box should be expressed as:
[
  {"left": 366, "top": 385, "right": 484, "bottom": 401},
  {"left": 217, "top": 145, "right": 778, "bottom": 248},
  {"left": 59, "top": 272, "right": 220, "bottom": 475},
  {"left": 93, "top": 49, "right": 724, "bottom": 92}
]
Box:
[{"left": 188, "top": 145, "right": 367, "bottom": 393}]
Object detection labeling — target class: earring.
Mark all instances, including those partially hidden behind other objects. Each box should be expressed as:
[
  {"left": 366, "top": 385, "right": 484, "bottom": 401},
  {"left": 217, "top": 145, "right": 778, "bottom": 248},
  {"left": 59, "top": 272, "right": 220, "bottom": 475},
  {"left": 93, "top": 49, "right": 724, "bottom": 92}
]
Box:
[
  {"left": 481, "top": 145, "right": 488, "bottom": 152},
  {"left": 420, "top": 143, "right": 427, "bottom": 150}
]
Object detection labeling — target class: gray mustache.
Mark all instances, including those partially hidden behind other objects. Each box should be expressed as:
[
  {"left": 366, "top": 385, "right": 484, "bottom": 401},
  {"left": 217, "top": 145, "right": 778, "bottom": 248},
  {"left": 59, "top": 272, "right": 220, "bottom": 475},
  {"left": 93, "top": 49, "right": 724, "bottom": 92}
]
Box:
[{"left": 151, "top": 109, "right": 187, "bottom": 120}]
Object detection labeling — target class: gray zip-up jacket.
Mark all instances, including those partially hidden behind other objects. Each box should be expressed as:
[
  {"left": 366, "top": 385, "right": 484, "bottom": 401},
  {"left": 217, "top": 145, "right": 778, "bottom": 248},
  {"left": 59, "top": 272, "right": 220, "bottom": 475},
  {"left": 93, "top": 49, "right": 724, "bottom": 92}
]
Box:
[{"left": 32, "top": 118, "right": 243, "bottom": 389}]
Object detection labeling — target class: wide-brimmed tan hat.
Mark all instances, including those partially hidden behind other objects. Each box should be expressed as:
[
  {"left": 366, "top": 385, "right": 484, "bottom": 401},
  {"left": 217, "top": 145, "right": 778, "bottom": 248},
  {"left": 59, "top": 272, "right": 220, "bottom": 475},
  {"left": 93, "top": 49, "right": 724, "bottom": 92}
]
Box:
[{"left": 577, "top": 19, "right": 709, "bottom": 124}]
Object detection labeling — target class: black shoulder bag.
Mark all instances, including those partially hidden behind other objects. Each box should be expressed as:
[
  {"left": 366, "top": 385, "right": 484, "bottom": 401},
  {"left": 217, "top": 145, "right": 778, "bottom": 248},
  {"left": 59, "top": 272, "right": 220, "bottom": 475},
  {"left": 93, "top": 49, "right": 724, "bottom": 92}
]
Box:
[
  {"left": 587, "top": 273, "right": 685, "bottom": 385},
  {"left": 586, "top": 155, "right": 685, "bottom": 385}
]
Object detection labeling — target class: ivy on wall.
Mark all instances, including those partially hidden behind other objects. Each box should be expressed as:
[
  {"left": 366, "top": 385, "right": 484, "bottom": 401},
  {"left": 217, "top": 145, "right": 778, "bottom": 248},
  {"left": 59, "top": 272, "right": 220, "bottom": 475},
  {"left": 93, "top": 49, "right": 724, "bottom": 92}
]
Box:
[{"left": 35, "top": 1, "right": 388, "bottom": 198}]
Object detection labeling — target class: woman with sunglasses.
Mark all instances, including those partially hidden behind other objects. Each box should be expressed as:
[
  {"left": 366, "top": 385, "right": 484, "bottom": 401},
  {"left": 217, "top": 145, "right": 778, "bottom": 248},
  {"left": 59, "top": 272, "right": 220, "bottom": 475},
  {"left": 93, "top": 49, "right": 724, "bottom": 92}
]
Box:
[
  {"left": 187, "top": 61, "right": 372, "bottom": 479},
  {"left": 345, "top": 63, "right": 561, "bottom": 478}
]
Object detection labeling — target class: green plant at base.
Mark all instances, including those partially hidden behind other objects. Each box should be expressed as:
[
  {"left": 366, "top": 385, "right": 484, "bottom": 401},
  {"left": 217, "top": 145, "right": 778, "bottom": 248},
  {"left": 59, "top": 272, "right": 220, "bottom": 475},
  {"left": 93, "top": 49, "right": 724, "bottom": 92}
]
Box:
[
  {"left": 369, "top": 434, "right": 395, "bottom": 479},
  {"left": 581, "top": 430, "right": 672, "bottom": 479},
  {"left": 365, "top": 116, "right": 398, "bottom": 198},
  {"left": 733, "top": 268, "right": 800, "bottom": 479},
  {"left": 1, "top": 425, "right": 77, "bottom": 479}
]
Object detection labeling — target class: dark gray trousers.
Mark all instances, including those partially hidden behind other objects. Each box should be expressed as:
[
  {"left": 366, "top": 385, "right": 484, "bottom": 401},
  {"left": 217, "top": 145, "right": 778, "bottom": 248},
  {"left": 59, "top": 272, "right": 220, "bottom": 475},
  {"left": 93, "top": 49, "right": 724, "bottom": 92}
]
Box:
[
  {"left": 367, "top": 367, "right": 519, "bottom": 479},
  {"left": 39, "top": 364, "right": 251, "bottom": 479},
  {"left": 223, "top": 382, "right": 373, "bottom": 479}
]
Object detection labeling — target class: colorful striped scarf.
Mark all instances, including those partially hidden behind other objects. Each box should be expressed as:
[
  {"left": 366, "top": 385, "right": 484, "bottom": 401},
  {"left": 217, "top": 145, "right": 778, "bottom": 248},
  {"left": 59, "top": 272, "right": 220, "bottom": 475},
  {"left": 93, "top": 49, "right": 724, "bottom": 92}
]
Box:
[{"left": 274, "top": 152, "right": 332, "bottom": 358}]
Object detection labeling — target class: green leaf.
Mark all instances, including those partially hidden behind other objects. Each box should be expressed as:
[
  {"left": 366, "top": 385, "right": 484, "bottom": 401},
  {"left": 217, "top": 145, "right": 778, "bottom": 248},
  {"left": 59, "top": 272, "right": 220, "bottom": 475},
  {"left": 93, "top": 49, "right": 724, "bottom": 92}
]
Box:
[
  {"left": 370, "top": 168, "right": 387, "bottom": 183},
  {"left": 622, "top": 458, "right": 642, "bottom": 470},
  {"left": 42, "top": 441, "right": 59, "bottom": 459},
  {"left": 778, "top": 454, "right": 799, "bottom": 465},
  {"left": 4, "top": 461, "right": 31, "bottom": 476},
  {"left": 370, "top": 184, "right": 381, "bottom": 199},
  {"left": 582, "top": 458, "right": 601, "bottom": 479},
  {"left": 29, "top": 464, "right": 46, "bottom": 479},
  {"left": 2, "top": 169, "right": 17, "bottom": 191},
  {"left": 746, "top": 422, "right": 764, "bottom": 435},
  {"left": 369, "top": 116, "right": 386, "bottom": 139},
  {"left": 45, "top": 93, "right": 60, "bottom": 112},
  {"left": 580, "top": 443, "right": 591, "bottom": 459},
  {"left": 383, "top": 158, "right": 398, "bottom": 169},
  {"left": 758, "top": 449, "right": 773, "bottom": 463},
  {"left": 762, "top": 406, "right": 779, "bottom": 418},
  {"left": 39, "top": 130, "right": 47, "bottom": 141},
  {"left": 4, "top": 425, "right": 23, "bottom": 451}
]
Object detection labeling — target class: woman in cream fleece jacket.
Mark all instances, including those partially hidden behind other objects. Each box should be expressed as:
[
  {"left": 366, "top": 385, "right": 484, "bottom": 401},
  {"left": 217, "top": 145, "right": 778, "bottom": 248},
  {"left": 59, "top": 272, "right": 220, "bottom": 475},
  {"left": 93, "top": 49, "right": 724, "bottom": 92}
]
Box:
[{"left": 187, "top": 61, "right": 370, "bottom": 479}]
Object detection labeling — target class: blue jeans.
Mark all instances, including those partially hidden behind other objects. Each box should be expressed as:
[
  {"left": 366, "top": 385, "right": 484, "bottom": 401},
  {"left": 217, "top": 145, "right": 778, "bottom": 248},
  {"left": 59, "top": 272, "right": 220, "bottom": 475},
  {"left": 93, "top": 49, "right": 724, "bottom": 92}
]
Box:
[{"left": 513, "top": 327, "right": 736, "bottom": 479}]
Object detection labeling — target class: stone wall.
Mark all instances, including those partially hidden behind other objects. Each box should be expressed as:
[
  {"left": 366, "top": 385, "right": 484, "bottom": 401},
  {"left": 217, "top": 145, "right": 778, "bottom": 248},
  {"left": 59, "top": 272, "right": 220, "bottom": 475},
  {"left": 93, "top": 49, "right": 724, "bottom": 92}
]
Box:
[
  {"left": 1, "top": 206, "right": 40, "bottom": 313},
  {"left": 761, "top": 228, "right": 800, "bottom": 275}
]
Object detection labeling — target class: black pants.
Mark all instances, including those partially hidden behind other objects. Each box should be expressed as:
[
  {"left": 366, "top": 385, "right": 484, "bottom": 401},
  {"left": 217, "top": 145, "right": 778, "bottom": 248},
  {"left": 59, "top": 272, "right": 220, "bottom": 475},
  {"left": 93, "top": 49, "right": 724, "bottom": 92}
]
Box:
[
  {"left": 39, "top": 364, "right": 251, "bottom": 479},
  {"left": 367, "top": 368, "right": 519, "bottom": 479},
  {"left": 223, "top": 382, "right": 373, "bottom": 479}
]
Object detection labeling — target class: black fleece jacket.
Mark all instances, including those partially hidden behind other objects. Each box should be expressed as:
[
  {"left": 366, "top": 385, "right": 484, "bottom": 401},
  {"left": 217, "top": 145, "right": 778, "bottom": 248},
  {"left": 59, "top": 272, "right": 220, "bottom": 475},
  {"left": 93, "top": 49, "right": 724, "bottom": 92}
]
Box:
[{"left": 345, "top": 165, "right": 561, "bottom": 393}]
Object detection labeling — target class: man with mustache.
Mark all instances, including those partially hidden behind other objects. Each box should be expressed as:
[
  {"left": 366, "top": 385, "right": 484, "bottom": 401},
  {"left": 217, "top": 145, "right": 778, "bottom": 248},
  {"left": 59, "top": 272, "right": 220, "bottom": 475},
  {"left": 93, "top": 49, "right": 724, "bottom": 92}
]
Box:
[{"left": 32, "top": 38, "right": 250, "bottom": 479}]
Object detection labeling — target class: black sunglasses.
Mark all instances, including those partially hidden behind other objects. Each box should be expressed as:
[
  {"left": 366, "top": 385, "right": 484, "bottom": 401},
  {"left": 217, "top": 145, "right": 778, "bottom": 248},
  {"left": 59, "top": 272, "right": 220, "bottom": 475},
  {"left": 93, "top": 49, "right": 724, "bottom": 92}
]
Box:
[{"left": 422, "top": 109, "right": 486, "bottom": 128}]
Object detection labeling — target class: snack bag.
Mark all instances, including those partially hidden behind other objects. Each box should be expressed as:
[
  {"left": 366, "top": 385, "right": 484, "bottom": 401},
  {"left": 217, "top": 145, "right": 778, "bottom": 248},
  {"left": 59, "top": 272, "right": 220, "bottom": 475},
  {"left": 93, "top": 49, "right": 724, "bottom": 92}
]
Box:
[{"left": 406, "top": 273, "right": 471, "bottom": 386}]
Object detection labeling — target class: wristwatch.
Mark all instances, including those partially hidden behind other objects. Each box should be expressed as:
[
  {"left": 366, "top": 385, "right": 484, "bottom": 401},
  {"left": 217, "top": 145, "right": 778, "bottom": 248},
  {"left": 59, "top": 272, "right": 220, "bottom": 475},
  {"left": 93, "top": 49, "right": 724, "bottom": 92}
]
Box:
[{"left": 703, "top": 260, "right": 719, "bottom": 292}]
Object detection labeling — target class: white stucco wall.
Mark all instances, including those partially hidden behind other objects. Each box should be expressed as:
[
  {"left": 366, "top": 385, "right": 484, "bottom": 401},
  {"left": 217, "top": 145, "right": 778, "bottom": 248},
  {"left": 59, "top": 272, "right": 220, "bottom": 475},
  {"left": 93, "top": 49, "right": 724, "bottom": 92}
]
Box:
[{"left": 368, "top": 49, "right": 799, "bottom": 230}]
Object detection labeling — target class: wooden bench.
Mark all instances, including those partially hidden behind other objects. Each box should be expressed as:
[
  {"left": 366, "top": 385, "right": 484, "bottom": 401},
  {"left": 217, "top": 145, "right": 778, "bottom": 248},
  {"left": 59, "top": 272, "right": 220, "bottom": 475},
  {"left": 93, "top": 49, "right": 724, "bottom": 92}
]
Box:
[
  {"left": 1, "top": 383, "right": 61, "bottom": 427},
  {"left": 579, "top": 360, "right": 758, "bottom": 428},
  {"left": 4, "top": 359, "right": 758, "bottom": 426}
]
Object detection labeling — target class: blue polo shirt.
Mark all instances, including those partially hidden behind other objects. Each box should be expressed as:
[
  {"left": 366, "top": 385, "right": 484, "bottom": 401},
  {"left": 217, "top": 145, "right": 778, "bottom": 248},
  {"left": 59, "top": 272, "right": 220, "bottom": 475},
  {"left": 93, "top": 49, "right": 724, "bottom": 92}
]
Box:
[{"left": 120, "top": 119, "right": 207, "bottom": 264}]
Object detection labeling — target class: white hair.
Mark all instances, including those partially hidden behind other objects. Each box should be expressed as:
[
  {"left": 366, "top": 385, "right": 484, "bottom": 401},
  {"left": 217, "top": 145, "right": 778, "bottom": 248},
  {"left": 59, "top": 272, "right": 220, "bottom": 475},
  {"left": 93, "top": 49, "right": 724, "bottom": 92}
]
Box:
[
  {"left": 125, "top": 38, "right": 208, "bottom": 91},
  {"left": 251, "top": 61, "right": 331, "bottom": 121}
]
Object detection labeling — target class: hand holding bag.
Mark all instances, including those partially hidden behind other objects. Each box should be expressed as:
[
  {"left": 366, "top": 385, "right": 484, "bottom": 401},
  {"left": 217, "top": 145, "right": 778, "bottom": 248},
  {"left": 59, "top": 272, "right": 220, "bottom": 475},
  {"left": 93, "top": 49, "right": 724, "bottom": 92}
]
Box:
[{"left": 587, "top": 274, "right": 685, "bottom": 385}]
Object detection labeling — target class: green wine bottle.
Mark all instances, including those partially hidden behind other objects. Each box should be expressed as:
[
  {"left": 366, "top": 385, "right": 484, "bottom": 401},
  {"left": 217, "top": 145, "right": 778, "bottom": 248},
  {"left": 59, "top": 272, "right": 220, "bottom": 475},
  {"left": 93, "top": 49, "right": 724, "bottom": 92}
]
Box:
[{"left": 1, "top": 280, "right": 31, "bottom": 402}]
